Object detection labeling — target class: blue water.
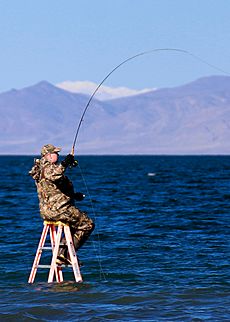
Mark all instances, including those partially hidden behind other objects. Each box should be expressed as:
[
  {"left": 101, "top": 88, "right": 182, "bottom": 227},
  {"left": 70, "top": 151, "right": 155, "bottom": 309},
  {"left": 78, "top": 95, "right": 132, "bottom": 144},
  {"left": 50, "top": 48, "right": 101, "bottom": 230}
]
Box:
[{"left": 1, "top": 155, "right": 230, "bottom": 321}]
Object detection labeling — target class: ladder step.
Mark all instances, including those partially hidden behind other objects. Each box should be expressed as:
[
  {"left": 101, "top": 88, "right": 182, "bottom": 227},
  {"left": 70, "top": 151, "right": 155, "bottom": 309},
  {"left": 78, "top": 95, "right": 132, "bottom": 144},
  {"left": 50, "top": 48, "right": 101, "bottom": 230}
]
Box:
[
  {"left": 37, "top": 264, "right": 73, "bottom": 268},
  {"left": 41, "top": 244, "right": 66, "bottom": 250}
]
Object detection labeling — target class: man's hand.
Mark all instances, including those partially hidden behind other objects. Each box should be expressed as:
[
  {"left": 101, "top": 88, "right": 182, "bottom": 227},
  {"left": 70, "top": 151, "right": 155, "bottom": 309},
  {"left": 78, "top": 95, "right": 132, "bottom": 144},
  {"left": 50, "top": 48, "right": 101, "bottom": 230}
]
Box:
[
  {"left": 61, "top": 154, "right": 78, "bottom": 168},
  {"left": 74, "top": 192, "right": 85, "bottom": 201}
]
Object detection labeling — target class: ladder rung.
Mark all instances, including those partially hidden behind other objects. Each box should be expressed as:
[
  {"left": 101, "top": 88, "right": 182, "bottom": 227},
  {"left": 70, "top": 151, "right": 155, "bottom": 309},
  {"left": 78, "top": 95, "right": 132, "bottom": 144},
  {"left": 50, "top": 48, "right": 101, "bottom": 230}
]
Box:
[
  {"left": 41, "top": 244, "right": 66, "bottom": 249},
  {"left": 37, "top": 264, "right": 73, "bottom": 268},
  {"left": 40, "top": 244, "right": 66, "bottom": 250}
]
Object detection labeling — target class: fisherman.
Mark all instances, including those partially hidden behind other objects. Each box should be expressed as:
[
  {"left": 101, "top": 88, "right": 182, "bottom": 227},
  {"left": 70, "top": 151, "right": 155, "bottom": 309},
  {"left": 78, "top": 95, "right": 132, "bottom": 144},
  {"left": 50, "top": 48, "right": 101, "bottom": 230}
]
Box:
[{"left": 29, "top": 144, "right": 95, "bottom": 265}]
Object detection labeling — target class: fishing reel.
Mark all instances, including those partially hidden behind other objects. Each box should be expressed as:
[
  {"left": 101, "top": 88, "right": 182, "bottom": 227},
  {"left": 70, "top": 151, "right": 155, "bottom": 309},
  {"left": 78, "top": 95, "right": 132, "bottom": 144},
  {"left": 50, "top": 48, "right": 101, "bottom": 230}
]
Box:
[
  {"left": 61, "top": 154, "right": 78, "bottom": 168},
  {"left": 74, "top": 192, "right": 85, "bottom": 201}
]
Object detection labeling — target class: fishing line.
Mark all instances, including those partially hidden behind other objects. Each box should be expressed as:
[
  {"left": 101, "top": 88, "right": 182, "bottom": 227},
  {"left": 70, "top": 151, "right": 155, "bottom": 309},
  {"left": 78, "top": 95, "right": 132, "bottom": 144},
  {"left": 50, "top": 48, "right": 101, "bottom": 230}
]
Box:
[
  {"left": 71, "top": 47, "right": 230, "bottom": 154},
  {"left": 71, "top": 48, "right": 229, "bottom": 280},
  {"left": 77, "top": 162, "right": 107, "bottom": 281}
]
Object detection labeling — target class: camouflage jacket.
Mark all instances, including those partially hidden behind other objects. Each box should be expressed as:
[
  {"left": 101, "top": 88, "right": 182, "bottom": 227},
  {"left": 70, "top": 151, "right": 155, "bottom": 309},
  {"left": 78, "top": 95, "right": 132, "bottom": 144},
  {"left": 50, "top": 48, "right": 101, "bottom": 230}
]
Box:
[{"left": 29, "top": 158, "right": 75, "bottom": 220}]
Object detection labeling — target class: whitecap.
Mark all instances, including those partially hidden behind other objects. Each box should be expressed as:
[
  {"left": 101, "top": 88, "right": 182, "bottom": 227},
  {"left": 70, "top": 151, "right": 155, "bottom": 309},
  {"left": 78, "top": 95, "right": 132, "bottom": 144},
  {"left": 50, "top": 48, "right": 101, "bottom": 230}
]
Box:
[{"left": 147, "top": 172, "right": 156, "bottom": 176}]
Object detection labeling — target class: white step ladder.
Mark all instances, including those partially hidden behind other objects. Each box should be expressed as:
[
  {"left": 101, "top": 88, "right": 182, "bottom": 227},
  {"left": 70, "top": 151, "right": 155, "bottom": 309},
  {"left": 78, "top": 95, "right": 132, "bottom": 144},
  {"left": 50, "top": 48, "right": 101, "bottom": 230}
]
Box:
[{"left": 28, "top": 221, "right": 82, "bottom": 283}]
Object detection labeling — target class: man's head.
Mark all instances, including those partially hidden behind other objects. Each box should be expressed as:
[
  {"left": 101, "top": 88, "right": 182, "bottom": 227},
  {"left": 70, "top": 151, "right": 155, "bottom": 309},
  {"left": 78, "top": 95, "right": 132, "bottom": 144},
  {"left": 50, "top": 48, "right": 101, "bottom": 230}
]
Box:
[
  {"left": 41, "top": 144, "right": 61, "bottom": 157},
  {"left": 41, "top": 144, "right": 61, "bottom": 163}
]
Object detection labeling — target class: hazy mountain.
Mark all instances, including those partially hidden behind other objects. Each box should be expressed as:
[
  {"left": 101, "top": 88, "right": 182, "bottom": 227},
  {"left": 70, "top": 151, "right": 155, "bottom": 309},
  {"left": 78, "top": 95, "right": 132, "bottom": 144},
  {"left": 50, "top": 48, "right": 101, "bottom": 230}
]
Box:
[
  {"left": 0, "top": 81, "right": 109, "bottom": 154},
  {"left": 103, "top": 75, "right": 230, "bottom": 154},
  {"left": 0, "top": 76, "right": 230, "bottom": 155}
]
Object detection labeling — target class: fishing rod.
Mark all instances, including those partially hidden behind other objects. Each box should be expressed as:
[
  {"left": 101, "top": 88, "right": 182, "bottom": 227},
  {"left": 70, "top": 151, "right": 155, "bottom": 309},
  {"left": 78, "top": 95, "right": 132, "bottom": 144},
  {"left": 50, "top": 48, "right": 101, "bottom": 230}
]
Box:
[
  {"left": 70, "top": 47, "right": 229, "bottom": 155},
  {"left": 69, "top": 48, "right": 229, "bottom": 281}
]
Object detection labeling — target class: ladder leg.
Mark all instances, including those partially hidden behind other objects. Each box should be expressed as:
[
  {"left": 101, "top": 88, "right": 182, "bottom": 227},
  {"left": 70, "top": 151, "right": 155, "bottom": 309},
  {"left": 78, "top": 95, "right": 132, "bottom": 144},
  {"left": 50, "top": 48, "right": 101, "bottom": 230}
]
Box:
[
  {"left": 28, "top": 224, "right": 49, "bottom": 283},
  {"left": 49, "top": 225, "right": 63, "bottom": 283},
  {"left": 48, "top": 225, "right": 63, "bottom": 283},
  {"left": 64, "top": 226, "right": 83, "bottom": 283}
]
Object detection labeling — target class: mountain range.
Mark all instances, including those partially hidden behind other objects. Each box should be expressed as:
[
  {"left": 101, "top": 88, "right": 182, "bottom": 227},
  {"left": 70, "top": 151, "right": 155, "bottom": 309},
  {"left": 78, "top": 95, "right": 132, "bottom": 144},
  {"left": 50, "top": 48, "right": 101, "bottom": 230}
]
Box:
[{"left": 1, "top": 75, "right": 230, "bottom": 155}]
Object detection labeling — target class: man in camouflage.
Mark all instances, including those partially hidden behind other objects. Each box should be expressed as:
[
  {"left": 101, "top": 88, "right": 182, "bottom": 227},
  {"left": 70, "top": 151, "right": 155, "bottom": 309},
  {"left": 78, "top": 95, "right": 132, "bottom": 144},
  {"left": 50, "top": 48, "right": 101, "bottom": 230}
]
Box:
[{"left": 29, "top": 144, "right": 95, "bottom": 265}]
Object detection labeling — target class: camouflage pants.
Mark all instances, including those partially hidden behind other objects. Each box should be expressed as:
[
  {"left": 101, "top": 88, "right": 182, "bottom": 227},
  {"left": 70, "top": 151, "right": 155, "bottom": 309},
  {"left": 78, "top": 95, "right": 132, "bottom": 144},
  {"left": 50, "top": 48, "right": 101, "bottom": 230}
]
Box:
[
  {"left": 44, "top": 206, "right": 94, "bottom": 258},
  {"left": 60, "top": 206, "right": 94, "bottom": 254},
  {"left": 66, "top": 206, "right": 94, "bottom": 252}
]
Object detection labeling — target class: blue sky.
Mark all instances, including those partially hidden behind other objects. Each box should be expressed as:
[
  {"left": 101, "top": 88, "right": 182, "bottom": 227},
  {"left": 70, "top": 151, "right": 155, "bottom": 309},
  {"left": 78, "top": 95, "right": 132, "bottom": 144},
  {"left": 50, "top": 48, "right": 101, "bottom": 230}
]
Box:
[{"left": 0, "top": 0, "right": 229, "bottom": 94}]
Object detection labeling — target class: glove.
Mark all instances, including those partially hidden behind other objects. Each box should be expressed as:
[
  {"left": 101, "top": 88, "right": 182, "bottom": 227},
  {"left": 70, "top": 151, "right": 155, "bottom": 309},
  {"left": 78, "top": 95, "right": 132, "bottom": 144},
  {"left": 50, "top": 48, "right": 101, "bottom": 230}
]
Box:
[
  {"left": 74, "top": 192, "right": 85, "bottom": 201},
  {"left": 61, "top": 154, "right": 78, "bottom": 168}
]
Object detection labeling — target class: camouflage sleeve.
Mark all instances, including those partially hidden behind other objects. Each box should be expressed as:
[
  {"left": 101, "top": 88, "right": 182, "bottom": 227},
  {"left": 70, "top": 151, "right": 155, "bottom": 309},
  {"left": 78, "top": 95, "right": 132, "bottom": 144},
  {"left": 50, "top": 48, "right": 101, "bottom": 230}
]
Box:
[
  {"left": 29, "top": 158, "right": 41, "bottom": 181},
  {"left": 43, "top": 163, "right": 65, "bottom": 182}
]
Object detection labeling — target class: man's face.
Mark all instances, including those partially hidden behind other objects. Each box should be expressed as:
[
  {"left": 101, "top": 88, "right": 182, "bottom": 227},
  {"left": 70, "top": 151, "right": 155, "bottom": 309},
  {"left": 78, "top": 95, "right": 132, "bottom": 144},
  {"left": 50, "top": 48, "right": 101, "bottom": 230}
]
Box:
[{"left": 45, "top": 152, "right": 59, "bottom": 163}]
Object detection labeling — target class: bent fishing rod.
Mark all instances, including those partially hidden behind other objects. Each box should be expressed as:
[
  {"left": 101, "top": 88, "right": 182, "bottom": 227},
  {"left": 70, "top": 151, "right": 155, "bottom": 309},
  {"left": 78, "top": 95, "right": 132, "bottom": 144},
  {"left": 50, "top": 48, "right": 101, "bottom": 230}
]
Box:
[{"left": 70, "top": 47, "right": 229, "bottom": 155}]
